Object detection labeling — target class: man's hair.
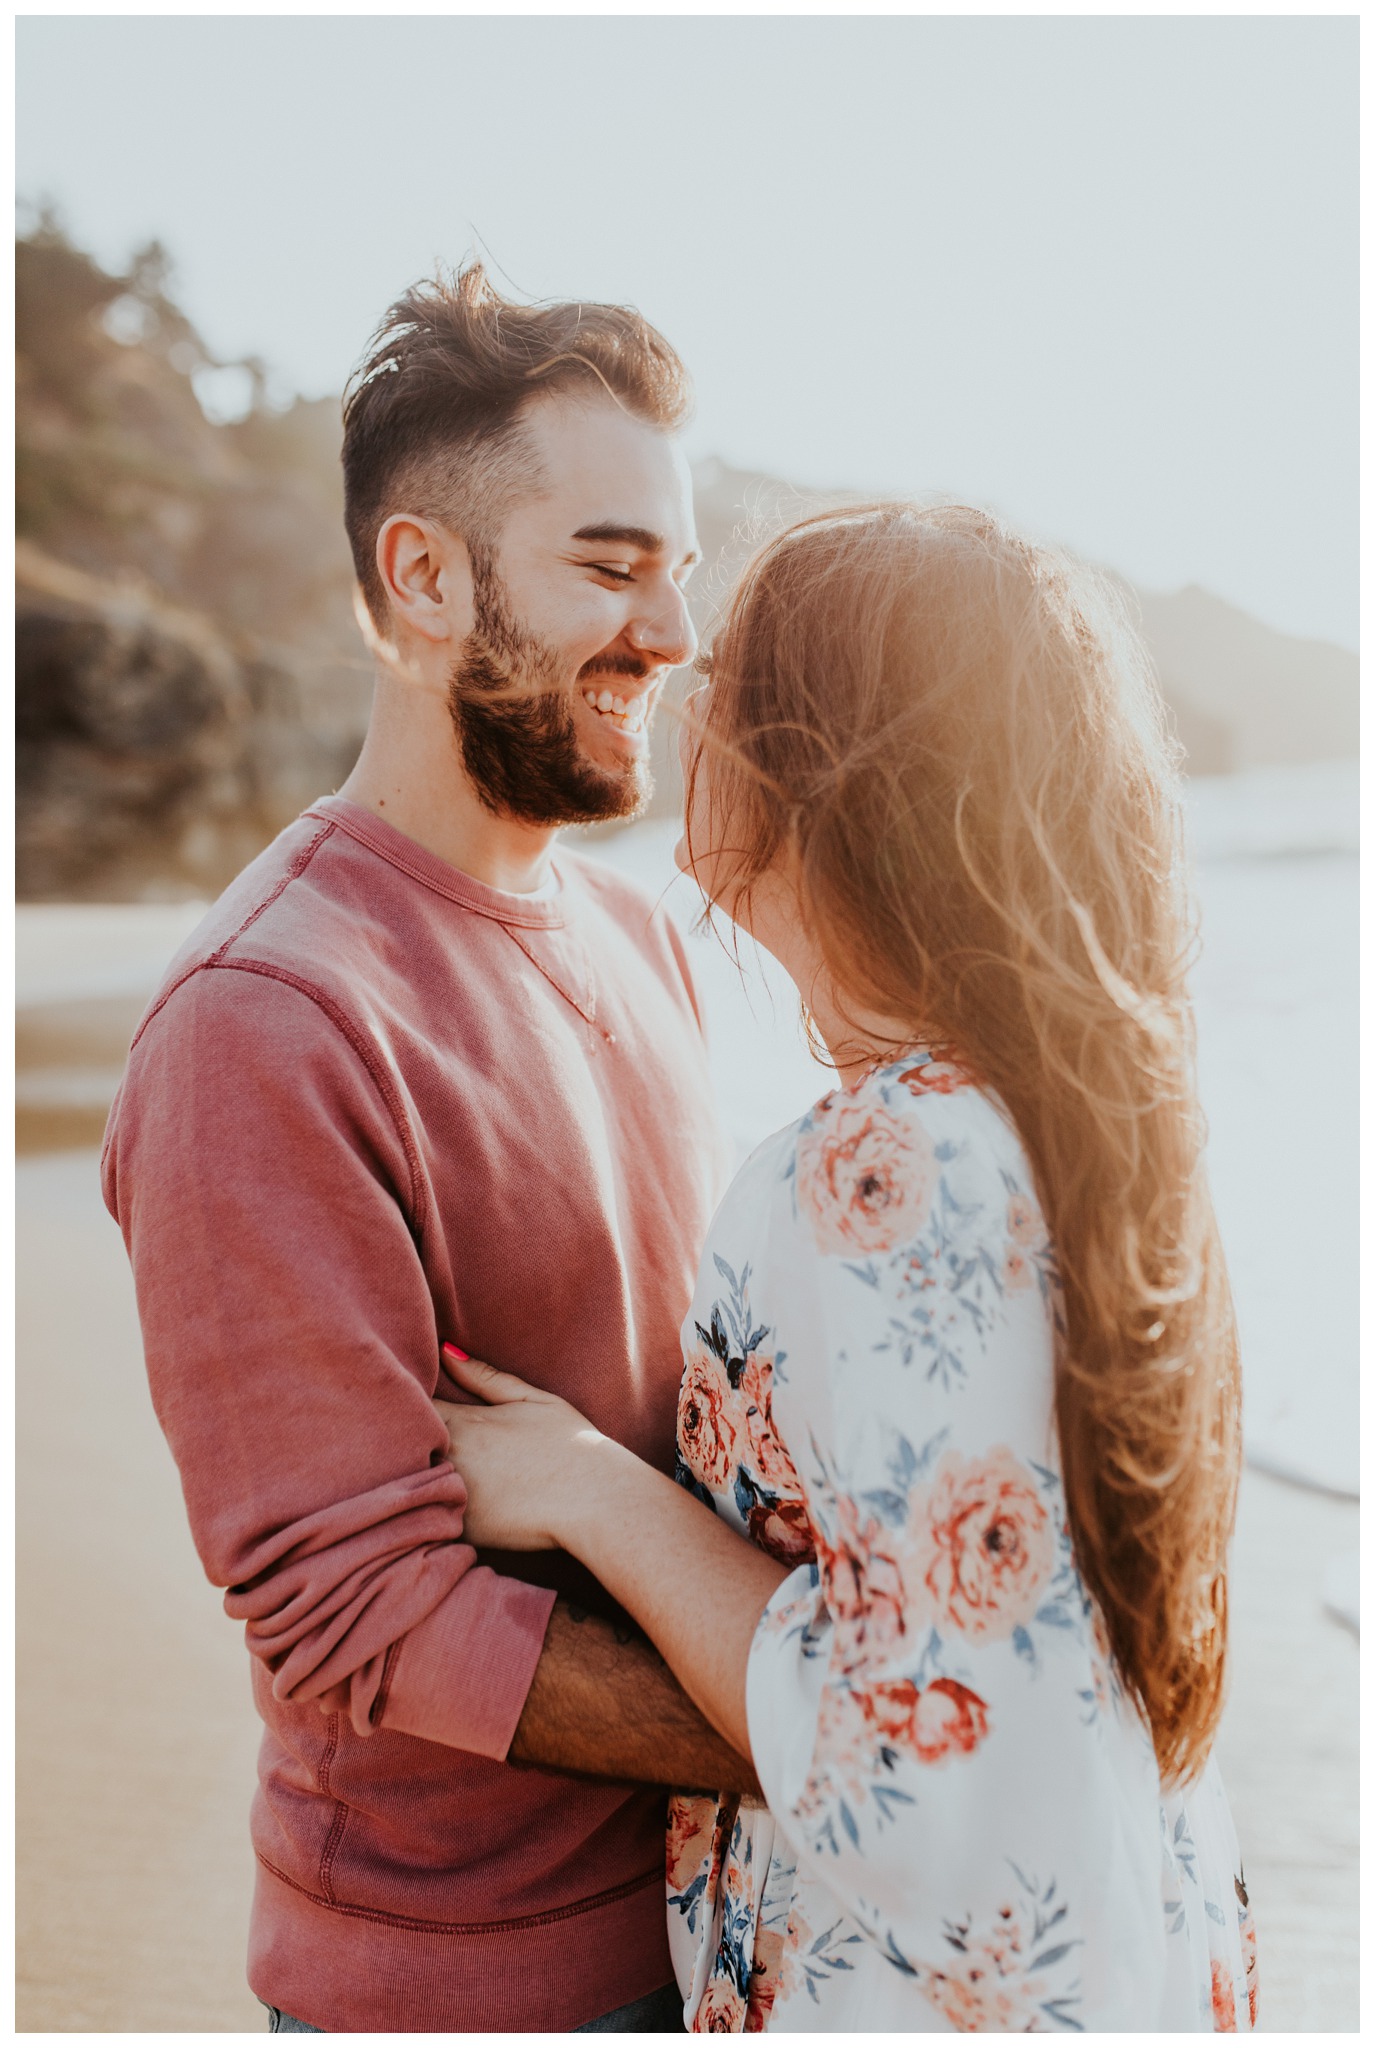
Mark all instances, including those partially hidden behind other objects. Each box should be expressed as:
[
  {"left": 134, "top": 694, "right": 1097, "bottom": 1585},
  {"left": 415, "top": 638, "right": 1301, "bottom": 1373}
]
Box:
[{"left": 341, "top": 261, "right": 692, "bottom": 626}]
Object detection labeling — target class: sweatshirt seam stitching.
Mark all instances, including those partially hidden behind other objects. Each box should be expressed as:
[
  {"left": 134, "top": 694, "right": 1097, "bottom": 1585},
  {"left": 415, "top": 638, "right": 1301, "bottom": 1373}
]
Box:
[
  {"left": 254, "top": 1853, "right": 663, "bottom": 1935},
  {"left": 129, "top": 819, "right": 337, "bottom": 1056},
  {"left": 208, "top": 817, "right": 339, "bottom": 966},
  {"left": 316, "top": 1714, "right": 349, "bottom": 1906},
  {"left": 319, "top": 1801, "right": 351, "bottom": 1906}
]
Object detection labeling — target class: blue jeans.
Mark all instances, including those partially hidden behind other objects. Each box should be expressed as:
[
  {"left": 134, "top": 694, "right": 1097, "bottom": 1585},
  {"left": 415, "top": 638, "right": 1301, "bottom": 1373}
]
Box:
[{"left": 264, "top": 1981, "right": 684, "bottom": 2032}]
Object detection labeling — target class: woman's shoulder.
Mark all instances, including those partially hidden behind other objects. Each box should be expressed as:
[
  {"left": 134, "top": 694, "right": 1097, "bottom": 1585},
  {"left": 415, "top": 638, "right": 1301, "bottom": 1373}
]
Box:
[
  {"left": 782, "top": 1050, "right": 1043, "bottom": 1262},
  {"left": 705, "top": 1049, "right": 1049, "bottom": 1297}
]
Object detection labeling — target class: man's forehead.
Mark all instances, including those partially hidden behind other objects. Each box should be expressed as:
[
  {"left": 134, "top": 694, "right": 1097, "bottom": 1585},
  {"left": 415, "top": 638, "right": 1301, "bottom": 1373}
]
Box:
[{"left": 523, "top": 394, "right": 695, "bottom": 549}]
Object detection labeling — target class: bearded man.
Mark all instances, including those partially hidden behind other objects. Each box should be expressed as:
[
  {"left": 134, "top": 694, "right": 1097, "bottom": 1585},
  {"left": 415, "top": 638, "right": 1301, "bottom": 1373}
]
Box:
[{"left": 101, "top": 266, "right": 746, "bottom": 2034}]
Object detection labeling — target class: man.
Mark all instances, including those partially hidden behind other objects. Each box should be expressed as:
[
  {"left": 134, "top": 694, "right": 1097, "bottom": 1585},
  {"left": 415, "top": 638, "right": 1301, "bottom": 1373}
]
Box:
[{"left": 101, "top": 264, "right": 750, "bottom": 2034}]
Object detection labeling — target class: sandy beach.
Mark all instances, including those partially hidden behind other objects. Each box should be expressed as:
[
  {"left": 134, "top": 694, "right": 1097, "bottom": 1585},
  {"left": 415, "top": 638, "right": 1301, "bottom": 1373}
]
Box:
[{"left": 15, "top": 1146, "right": 1357, "bottom": 2031}]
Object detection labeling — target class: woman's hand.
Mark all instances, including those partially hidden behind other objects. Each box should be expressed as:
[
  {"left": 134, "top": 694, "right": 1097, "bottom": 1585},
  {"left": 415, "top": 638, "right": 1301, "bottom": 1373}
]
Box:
[
  {"left": 434, "top": 1349, "right": 609, "bottom": 1552},
  {"left": 437, "top": 1348, "right": 792, "bottom": 1759}
]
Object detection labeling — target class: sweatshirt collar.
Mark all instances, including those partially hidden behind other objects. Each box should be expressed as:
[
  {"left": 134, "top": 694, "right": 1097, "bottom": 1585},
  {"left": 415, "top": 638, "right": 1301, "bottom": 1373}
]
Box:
[{"left": 305, "top": 796, "right": 571, "bottom": 929}]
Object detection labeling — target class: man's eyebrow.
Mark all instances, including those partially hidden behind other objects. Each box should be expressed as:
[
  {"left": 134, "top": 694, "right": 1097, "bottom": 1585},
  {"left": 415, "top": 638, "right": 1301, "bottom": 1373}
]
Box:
[{"left": 571, "top": 522, "right": 700, "bottom": 565}]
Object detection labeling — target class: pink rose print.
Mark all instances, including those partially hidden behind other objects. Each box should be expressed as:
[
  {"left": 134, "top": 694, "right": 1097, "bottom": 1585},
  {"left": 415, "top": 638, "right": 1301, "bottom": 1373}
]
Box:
[
  {"left": 1006, "top": 1191, "right": 1041, "bottom": 1244},
  {"left": 1238, "top": 1877, "right": 1259, "bottom": 2028},
  {"left": 695, "top": 1978, "right": 746, "bottom": 2032},
  {"left": 774, "top": 1911, "right": 812, "bottom": 2002},
  {"left": 741, "top": 1354, "right": 798, "bottom": 1491},
  {"left": 914, "top": 1448, "right": 1054, "bottom": 1642},
  {"left": 868, "top": 1676, "right": 991, "bottom": 1765},
  {"left": 677, "top": 1348, "right": 738, "bottom": 1492},
  {"left": 798, "top": 1680, "right": 879, "bottom": 1818},
  {"left": 911, "top": 1677, "right": 992, "bottom": 1762},
  {"left": 911, "top": 1892, "right": 1057, "bottom": 2032},
  {"left": 666, "top": 1794, "right": 716, "bottom": 1890},
  {"left": 744, "top": 1926, "right": 785, "bottom": 2032},
  {"left": 919, "top": 1965, "right": 1036, "bottom": 2033},
  {"left": 1211, "top": 1957, "right": 1237, "bottom": 2032},
  {"left": 817, "top": 1490, "right": 912, "bottom": 1664},
  {"left": 901, "top": 1057, "right": 971, "bottom": 1097},
  {"left": 796, "top": 1096, "right": 937, "bottom": 1256},
  {"left": 747, "top": 1495, "right": 816, "bottom": 1565},
  {"left": 706, "top": 1798, "right": 739, "bottom": 1894},
  {"left": 1002, "top": 1246, "right": 1033, "bottom": 1292}
]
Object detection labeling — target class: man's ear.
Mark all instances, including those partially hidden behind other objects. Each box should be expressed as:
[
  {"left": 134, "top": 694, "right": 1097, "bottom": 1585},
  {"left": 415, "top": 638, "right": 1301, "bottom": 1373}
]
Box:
[{"left": 375, "top": 514, "right": 474, "bottom": 645}]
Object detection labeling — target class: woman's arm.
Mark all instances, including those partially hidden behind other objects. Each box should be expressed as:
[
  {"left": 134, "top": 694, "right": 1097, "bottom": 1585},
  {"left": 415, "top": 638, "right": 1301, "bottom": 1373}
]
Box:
[
  {"left": 556, "top": 1436, "right": 791, "bottom": 1758},
  {"left": 436, "top": 1355, "right": 790, "bottom": 1758}
]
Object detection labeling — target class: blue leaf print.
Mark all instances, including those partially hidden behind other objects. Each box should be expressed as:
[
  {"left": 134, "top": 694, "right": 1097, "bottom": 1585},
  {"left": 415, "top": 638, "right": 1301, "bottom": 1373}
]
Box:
[
  {"left": 670, "top": 1869, "right": 707, "bottom": 1919},
  {"left": 1035, "top": 1602, "right": 1077, "bottom": 1629},
  {"left": 873, "top": 1783, "right": 917, "bottom": 1824},
  {"left": 911, "top": 1427, "right": 951, "bottom": 1476},
  {"left": 889, "top": 1432, "right": 919, "bottom": 1484},
  {"left": 1039, "top": 1998, "right": 1086, "bottom": 2031},
  {"left": 861, "top": 1486, "right": 908, "bottom": 1525},
  {"left": 1013, "top": 1624, "right": 1037, "bottom": 1665},
  {"left": 713, "top": 1251, "right": 738, "bottom": 1290},
  {"left": 882, "top": 1931, "right": 918, "bottom": 1977},
  {"left": 1205, "top": 1899, "right": 1227, "bottom": 1926},
  {"left": 839, "top": 1800, "right": 860, "bottom": 1847}
]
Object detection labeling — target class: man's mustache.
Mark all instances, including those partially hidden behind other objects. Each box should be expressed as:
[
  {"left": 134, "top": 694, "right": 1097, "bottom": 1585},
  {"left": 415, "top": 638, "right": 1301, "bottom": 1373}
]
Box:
[{"left": 578, "top": 654, "right": 654, "bottom": 684}]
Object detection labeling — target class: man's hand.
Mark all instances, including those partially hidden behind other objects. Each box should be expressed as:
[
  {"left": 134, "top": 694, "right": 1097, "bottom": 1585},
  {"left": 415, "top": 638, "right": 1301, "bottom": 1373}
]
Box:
[{"left": 509, "top": 1597, "right": 763, "bottom": 1798}]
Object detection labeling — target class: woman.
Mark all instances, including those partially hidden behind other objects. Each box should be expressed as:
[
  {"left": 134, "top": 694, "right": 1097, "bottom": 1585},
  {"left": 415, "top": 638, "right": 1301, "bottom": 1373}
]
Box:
[{"left": 437, "top": 504, "right": 1257, "bottom": 2032}]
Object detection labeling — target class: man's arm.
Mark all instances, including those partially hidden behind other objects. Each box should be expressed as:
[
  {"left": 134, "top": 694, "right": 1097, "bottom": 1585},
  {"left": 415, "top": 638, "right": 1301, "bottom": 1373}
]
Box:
[
  {"left": 108, "top": 963, "right": 758, "bottom": 1786},
  {"left": 104, "top": 965, "right": 554, "bottom": 1760},
  {"left": 508, "top": 1599, "right": 762, "bottom": 1796}
]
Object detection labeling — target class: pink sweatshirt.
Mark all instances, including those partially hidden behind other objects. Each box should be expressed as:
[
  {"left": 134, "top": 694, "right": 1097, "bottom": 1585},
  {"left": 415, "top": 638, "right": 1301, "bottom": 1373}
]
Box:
[{"left": 101, "top": 796, "right": 727, "bottom": 2031}]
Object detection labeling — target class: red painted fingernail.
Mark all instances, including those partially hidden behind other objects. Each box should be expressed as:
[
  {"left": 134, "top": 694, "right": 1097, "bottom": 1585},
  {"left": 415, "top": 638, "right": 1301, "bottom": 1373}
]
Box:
[{"left": 442, "top": 1344, "right": 470, "bottom": 1362}]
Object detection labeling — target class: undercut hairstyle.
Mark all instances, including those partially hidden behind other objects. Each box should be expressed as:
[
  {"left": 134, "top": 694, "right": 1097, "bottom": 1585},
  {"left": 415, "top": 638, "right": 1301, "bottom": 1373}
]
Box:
[{"left": 341, "top": 261, "right": 692, "bottom": 626}]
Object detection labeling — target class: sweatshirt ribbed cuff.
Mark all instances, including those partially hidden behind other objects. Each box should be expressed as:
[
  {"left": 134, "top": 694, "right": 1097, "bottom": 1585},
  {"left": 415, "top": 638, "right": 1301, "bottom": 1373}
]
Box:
[{"left": 380, "top": 1564, "right": 558, "bottom": 1760}]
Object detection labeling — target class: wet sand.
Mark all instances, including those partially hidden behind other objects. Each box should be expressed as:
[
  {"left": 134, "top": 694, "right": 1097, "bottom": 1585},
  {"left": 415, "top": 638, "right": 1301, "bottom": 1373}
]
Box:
[{"left": 16, "top": 1147, "right": 1358, "bottom": 2032}]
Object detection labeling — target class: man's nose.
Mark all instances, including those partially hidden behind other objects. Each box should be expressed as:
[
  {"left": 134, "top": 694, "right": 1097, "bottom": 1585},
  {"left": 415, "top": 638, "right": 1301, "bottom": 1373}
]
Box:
[{"left": 630, "top": 581, "right": 697, "bottom": 672}]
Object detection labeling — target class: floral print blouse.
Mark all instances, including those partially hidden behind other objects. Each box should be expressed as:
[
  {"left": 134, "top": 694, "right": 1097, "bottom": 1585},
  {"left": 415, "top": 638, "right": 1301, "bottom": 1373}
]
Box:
[{"left": 667, "top": 1052, "right": 1258, "bottom": 2033}]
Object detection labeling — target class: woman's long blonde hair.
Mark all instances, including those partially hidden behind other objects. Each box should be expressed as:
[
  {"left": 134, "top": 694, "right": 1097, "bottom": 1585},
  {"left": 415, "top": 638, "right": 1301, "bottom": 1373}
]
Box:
[{"left": 684, "top": 503, "right": 1241, "bottom": 1786}]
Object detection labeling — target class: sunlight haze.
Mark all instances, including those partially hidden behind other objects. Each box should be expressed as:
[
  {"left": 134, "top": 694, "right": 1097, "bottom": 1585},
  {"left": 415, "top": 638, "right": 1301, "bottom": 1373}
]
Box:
[{"left": 16, "top": 13, "right": 1357, "bottom": 649}]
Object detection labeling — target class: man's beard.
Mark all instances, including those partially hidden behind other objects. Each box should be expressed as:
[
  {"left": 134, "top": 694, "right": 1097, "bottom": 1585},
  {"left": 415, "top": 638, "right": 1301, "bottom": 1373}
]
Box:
[{"left": 449, "top": 557, "right": 653, "bottom": 827}]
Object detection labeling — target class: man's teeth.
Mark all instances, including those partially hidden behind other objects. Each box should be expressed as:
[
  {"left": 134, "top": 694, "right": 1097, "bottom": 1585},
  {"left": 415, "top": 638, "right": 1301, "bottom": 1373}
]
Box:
[{"left": 582, "top": 688, "right": 647, "bottom": 731}]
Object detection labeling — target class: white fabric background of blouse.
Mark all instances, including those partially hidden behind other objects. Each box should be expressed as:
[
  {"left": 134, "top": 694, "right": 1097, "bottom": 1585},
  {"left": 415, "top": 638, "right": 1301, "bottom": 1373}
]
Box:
[{"left": 666, "top": 1057, "right": 1256, "bottom": 2033}]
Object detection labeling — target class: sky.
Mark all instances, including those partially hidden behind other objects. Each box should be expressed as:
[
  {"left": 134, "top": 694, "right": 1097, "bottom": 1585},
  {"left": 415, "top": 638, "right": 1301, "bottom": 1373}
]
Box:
[{"left": 16, "top": 14, "right": 1358, "bottom": 650}]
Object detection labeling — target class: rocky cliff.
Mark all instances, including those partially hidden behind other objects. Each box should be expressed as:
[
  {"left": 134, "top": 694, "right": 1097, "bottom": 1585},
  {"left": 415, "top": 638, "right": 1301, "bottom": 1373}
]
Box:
[{"left": 17, "top": 224, "right": 368, "bottom": 898}]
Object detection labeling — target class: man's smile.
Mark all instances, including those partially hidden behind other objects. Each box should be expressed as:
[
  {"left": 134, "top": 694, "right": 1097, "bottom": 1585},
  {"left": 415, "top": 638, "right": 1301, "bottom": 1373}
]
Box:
[
  {"left": 580, "top": 684, "right": 650, "bottom": 737},
  {"left": 576, "top": 661, "right": 661, "bottom": 753}
]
